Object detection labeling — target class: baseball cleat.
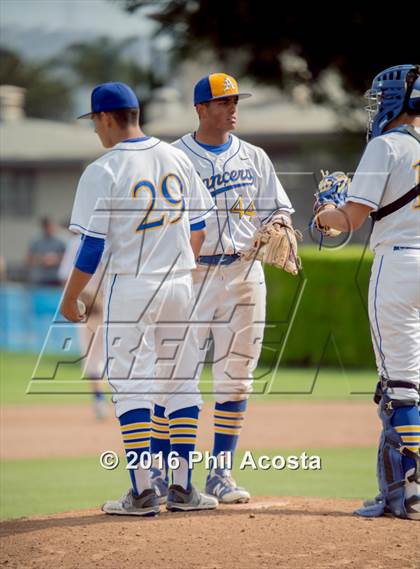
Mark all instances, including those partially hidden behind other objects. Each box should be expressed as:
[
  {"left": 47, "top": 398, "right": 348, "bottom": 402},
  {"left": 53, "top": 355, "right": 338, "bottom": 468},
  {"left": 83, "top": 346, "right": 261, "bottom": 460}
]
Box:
[
  {"left": 166, "top": 484, "right": 218, "bottom": 512},
  {"left": 405, "top": 494, "right": 420, "bottom": 521},
  {"left": 404, "top": 467, "right": 420, "bottom": 521},
  {"left": 102, "top": 488, "right": 160, "bottom": 517},
  {"left": 362, "top": 493, "right": 387, "bottom": 509},
  {"left": 205, "top": 473, "right": 250, "bottom": 504},
  {"left": 150, "top": 467, "right": 168, "bottom": 505}
]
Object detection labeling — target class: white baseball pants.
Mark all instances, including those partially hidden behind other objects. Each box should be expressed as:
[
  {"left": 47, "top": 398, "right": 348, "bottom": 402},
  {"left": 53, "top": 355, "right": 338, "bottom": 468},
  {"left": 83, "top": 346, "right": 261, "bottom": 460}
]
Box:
[
  {"left": 104, "top": 270, "right": 202, "bottom": 418},
  {"left": 192, "top": 259, "right": 266, "bottom": 403},
  {"left": 368, "top": 247, "right": 420, "bottom": 402}
]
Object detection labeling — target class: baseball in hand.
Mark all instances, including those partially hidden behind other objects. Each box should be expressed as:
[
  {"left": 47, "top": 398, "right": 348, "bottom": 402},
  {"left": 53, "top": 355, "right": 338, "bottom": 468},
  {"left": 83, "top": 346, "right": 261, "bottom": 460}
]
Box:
[
  {"left": 77, "top": 299, "right": 86, "bottom": 316},
  {"left": 325, "top": 227, "right": 342, "bottom": 238},
  {"left": 316, "top": 204, "right": 342, "bottom": 238}
]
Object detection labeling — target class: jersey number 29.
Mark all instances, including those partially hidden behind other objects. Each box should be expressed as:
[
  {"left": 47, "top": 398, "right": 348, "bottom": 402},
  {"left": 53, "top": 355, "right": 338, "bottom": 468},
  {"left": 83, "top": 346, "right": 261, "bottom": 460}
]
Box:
[{"left": 132, "top": 174, "right": 185, "bottom": 232}]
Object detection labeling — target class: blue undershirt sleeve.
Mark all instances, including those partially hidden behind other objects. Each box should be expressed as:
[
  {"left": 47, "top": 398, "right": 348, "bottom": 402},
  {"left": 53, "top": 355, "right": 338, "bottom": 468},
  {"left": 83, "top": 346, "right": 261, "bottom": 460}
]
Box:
[
  {"left": 190, "top": 220, "right": 206, "bottom": 232},
  {"left": 74, "top": 234, "right": 105, "bottom": 274}
]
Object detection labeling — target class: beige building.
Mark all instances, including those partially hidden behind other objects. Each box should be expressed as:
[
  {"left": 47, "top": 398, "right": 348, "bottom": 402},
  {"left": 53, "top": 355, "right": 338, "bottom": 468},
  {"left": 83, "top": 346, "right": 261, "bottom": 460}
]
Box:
[{"left": 0, "top": 86, "right": 103, "bottom": 276}]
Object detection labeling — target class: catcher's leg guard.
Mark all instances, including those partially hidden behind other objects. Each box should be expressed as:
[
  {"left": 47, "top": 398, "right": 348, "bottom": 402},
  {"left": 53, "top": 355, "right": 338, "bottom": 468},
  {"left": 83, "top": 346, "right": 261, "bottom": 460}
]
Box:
[{"left": 356, "top": 390, "right": 420, "bottom": 520}]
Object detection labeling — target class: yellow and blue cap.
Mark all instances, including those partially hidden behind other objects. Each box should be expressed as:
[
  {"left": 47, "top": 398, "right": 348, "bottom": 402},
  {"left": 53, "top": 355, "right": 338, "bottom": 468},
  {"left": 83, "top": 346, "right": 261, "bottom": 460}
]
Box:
[
  {"left": 78, "top": 82, "right": 139, "bottom": 119},
  {"left": 194, "top": 73, "right": 252, "bottom": 105}
]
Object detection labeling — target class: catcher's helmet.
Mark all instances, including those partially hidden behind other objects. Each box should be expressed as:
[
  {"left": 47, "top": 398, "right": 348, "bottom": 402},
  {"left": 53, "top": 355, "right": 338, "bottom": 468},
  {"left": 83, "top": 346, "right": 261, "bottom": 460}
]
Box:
[{"left": 365, "top": 64, "right": 420, "bottom": 140}]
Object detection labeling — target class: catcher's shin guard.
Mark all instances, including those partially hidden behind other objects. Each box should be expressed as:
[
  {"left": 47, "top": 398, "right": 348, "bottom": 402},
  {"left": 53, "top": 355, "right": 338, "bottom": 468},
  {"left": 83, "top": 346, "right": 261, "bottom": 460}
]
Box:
[{"left": 356, "top": 394, "right": 420, "bottom": 520}]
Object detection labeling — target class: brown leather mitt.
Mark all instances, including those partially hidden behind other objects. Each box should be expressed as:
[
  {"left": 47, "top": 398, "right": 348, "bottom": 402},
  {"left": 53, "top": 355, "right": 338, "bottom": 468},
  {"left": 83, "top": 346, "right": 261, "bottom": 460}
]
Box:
[{"left": 242, "top": 214, "right": 302, "bottom": 275}]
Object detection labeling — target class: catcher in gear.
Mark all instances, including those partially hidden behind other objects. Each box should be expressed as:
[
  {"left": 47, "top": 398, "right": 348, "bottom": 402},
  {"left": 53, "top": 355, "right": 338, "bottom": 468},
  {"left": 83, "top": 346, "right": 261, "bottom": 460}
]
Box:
[{"left": 313, "top": 64, "right": 420, "bottom": 521}]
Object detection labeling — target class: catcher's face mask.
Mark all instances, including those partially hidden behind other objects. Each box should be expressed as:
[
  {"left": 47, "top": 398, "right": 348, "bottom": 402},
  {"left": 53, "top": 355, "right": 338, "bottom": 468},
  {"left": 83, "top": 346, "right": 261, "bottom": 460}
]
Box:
[
  {"left": 364, "top": 64, "right": 420, "bottom": 141},
  {"left": 364, "top": 88, "right": 382, "bottom": 141}
]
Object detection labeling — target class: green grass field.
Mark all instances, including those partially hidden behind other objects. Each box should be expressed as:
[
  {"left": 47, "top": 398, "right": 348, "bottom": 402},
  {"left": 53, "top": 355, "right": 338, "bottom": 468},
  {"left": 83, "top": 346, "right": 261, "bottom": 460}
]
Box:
[
  {"left": 1, "top": 351, "right": 377, "bottom": 404},
  {"left": 0, "top": 448, "right": 378, "bottom": 519},
  {"left": 1, "top": 352, "right": 378, "bottom": 519}
]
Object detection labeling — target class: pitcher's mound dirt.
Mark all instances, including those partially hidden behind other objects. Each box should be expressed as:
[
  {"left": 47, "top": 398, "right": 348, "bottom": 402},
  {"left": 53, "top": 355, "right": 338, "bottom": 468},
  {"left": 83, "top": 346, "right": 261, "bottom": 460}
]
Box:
[{"left": 1, "top": 497, "right": 417, "bottom": 569}]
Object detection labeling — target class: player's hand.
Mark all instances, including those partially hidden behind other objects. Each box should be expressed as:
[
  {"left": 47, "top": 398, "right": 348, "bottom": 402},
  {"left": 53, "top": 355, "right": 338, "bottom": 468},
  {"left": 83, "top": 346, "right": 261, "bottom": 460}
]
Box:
[
  {"left": 60, "top": 297, "right": 86, "bottom": 323},
  {"left": 313, "top": 203, "right": 341, "bottom": 237}
]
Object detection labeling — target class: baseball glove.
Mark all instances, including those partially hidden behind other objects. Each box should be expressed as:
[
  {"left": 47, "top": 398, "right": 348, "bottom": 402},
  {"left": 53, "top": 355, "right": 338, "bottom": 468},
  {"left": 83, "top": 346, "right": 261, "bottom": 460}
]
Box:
[
  {"left": 312, "top": 170, "right": 350, "bottom": 237},
  {"left": 242, "top": 213, "right": 302, "bottom": 275}
]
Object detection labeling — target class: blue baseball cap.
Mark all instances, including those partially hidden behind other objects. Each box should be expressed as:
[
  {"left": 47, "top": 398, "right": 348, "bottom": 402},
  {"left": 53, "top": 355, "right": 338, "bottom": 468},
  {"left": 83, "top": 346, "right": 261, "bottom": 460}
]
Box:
[
  {"left": 78, "top": 82, "right": 139, "bottom": 119},
  {"left": 194, "top": 73, "right": 252, "bottom": 105}
]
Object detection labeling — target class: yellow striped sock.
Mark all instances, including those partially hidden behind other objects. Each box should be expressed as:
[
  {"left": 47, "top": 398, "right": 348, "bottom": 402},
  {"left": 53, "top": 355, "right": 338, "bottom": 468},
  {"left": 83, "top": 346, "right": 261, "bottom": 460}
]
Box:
[{"left": 214, "top": 411, "right": 244, "bottom": 436}]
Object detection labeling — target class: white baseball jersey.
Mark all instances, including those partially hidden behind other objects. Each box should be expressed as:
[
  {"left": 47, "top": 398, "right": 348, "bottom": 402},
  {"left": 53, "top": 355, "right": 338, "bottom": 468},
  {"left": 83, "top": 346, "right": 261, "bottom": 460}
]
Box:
[
  {"left": 347, "top": 127, "right": 420, "bottom": 252},
  {"left": 70, "top": 137, "right": 215, "bottom": 275},
  {"left": 172, "top": 134, "right": 294, "bottom": 255}
]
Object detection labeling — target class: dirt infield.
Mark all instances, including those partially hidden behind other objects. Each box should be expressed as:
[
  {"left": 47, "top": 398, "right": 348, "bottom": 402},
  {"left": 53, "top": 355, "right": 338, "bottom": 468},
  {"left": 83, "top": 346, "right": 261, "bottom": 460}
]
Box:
[
  {"left": 4, "top": 400, "right": 400, "bottom": 568},
  {"left": 1, "top": 401, "right": 379, "bottom": 460},
  {"left": 1, "top": 497, "right": 418, "bottom": 569}
]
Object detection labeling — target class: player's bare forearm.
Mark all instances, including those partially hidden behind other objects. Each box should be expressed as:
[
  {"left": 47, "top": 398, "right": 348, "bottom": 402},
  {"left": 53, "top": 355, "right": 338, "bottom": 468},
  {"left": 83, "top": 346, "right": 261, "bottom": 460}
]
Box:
[
  {"left": 61, "top": 267, "right": 92, "bottom": 322},
  {"left": 317, "top": 202, "right": 373, "bottom": 232},
  {"left": 190, "top": 228, "right": 206, "bottom": 259}
]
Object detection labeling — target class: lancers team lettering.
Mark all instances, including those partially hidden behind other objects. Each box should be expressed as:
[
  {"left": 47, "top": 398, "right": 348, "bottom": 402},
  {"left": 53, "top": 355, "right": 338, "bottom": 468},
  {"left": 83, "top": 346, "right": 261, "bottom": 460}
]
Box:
[{"left": 201, "top": 168, "right": 256, "bottom": 194}]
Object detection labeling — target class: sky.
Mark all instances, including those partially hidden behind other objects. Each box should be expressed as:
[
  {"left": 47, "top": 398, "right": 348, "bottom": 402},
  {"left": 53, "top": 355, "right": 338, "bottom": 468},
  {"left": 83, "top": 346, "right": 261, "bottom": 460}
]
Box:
[
  {"left": 0, "top": 0, "right": 168, "bottom": 68},
  {"left": 1, "top": 0, "right": 155, "bottom": 38},
  {"left": 0, "top": 0, "right": 169, "bottom": 113}
]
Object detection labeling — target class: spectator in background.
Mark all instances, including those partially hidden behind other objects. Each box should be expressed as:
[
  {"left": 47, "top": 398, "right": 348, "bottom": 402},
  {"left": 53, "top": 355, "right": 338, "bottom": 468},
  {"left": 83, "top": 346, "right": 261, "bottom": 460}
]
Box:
[{"left": 27, "top": 218, "right": 65, "bottom": 286}]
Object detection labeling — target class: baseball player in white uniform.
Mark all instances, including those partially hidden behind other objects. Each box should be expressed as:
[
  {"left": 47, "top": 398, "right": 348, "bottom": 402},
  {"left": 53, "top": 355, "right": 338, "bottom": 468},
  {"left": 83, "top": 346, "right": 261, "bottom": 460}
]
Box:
[
  {"left": 60, "top": 82, "right": 218, "bottom": 516},
  {"left": 150, "top": 73, "right": 297, "bottom": 504},
  {"left": 315, "top": 64, "right": 420, "bottom": 520},
  {"left": 59, "top": 235, "right": 108, "bottom": 420}
]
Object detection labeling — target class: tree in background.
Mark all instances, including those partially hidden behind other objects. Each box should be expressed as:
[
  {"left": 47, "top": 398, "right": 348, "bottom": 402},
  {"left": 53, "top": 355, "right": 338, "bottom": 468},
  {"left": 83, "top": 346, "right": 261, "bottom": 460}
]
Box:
[
  {"left": 0, "top": 47, "right": 72, "bottom": 120},
  {"left": 0, "top": 36, "right": 162, "bottom": 122},
  {"left": 57, "top": 36, "right": 162, "bottom": 121},
  {"left": 118, "top": 1, "right": 416, "bottom": 96}
]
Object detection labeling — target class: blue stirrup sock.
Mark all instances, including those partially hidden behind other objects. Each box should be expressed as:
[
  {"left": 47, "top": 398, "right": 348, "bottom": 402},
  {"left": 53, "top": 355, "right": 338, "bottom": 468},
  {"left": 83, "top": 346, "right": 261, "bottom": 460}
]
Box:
[
  {"left": 150, "top": 404, "right": 170, "bottom": 482},
  {"left": 119, "top": 408, "right": 151, "bottom": 496},
  {"left": 211, "top": 400, "right": 247, "bottom": 477},
  {"left": 391, "top": 405, "right": 420, "bottom": 475},
  {"left": 168, "top": 406, "right": 199, "bottom": 490}
]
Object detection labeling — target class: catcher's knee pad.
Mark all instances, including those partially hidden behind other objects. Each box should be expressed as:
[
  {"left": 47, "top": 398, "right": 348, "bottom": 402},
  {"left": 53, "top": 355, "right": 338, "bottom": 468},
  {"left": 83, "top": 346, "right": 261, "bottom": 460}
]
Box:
[{"left": 377, "top": 396, "right": 420, "bottom": 520}]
